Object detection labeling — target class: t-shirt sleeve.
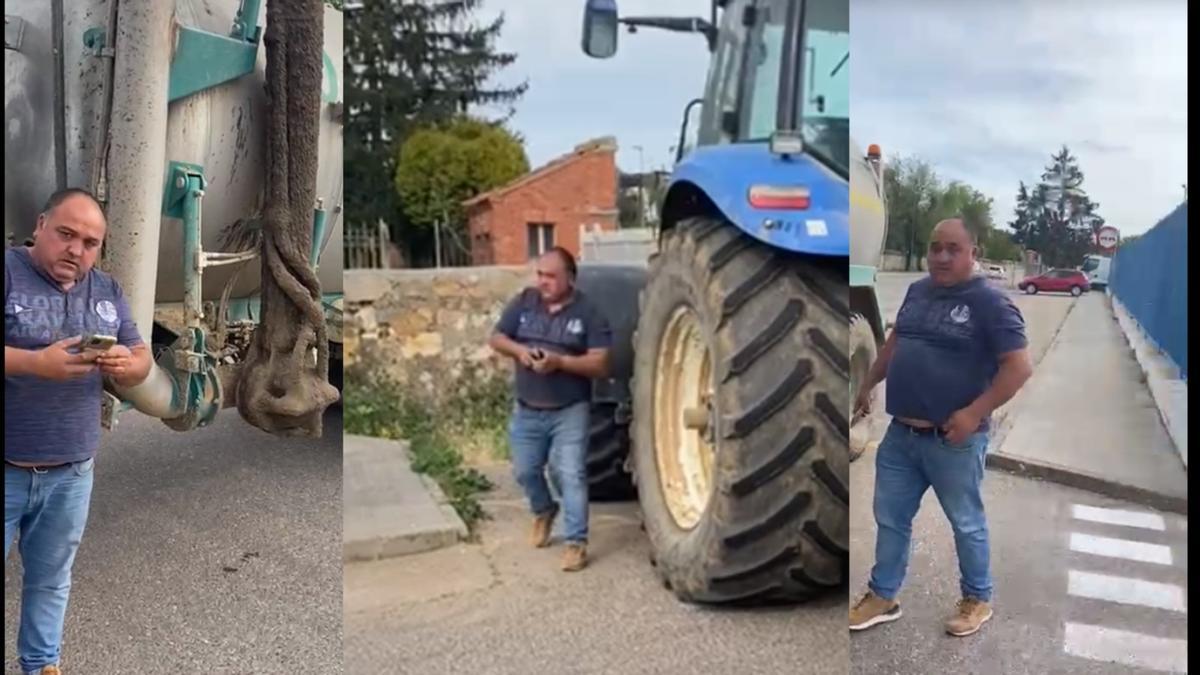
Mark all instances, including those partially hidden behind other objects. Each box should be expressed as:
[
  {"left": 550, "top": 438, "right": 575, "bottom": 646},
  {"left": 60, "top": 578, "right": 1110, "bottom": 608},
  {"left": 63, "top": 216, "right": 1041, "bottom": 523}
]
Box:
[
  {"left": 494, "top": 291, "right": 525, "bottom": 339},
  {"left": 112, "top": 281, "right": 145, "bottom": 347},
  {"left": 586, "top": 303, "right": 613, "bottom": 350},
  {"left": 985, "top": 290, "right": 1027, "bottom": 356}
]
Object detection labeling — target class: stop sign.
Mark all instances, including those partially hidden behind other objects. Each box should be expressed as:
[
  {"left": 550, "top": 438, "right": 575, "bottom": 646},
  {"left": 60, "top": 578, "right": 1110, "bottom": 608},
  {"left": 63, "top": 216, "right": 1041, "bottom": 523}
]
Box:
[{"left": 1097, "top": 226, "right": 1120, "bottom": 251}]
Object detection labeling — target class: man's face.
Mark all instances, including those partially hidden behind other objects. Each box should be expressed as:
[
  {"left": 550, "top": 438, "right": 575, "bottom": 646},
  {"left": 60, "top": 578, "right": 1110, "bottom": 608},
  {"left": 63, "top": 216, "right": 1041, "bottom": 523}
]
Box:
[
  {"left": 31, "top": 195, "right": 107, "bottom": 286},
  {"left": 535, "top": 253, "right": 571, "bottom": 303},
  {"left": 926, "top": 221, "right": 976, "bottom": 287}
]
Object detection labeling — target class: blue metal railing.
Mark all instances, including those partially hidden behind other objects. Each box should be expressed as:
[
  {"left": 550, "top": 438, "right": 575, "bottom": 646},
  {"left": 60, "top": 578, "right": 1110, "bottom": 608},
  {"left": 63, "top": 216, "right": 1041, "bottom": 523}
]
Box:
[{"left": 1110, "top": 202, "right": 1188, "bottom": 379}]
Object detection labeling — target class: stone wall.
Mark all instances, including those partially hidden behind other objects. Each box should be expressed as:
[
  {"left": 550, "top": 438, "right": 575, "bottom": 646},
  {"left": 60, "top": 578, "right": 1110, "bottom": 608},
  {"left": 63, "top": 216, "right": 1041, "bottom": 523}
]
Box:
[{"left": 344, "top": 266, "right": 533, "bottom": 403}]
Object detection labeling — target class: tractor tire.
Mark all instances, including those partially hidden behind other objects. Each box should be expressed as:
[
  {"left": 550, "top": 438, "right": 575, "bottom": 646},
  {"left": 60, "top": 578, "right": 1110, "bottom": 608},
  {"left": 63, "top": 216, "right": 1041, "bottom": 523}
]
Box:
[
  {"left": 587, "top": 402, "right": 636, "bottom": 501},
  {"left": 848, "top": 315, "right": 876, "bottom": 464},
  {"left": 631, "top": 216, "right": 849, "bottom": 605}
]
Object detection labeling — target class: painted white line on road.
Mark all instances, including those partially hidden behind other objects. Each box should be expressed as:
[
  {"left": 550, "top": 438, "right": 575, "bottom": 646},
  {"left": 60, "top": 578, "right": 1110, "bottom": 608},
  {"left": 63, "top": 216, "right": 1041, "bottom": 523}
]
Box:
[
  {"left": 1073, "top": 504, "right": 1166, "bottom": 531},
  {"left": 1068, "top": 570, "right": 1187, "bottom": 612},
  {"left": 1070, "top": 533, "right": 1173, "bottom": 565},
  {"left": 1063, "top": 622, "right": 1188, "bottom": 673}
]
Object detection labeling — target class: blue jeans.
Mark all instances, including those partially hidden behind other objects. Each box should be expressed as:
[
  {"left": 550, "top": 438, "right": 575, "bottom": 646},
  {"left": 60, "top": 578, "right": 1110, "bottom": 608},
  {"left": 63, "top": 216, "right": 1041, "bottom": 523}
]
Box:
[
  {"left": 509, "top": 402, "right": 590, "bottom": 544},
  {"left": 4, "top": 458, "right": 96, "bottom": 674},
  {"left": 868, "top": 422, "right": 992, "bottom": 602}
]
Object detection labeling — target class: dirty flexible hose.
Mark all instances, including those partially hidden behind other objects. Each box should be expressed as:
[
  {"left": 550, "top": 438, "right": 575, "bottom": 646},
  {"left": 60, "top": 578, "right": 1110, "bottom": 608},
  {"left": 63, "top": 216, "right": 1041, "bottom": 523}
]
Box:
[{"left": 234, "top": 0, "right": 339, "bottom": 437}]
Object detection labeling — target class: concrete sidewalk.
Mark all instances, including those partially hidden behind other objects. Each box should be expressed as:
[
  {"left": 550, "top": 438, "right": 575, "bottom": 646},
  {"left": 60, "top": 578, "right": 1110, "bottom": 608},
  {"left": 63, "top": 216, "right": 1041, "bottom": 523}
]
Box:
[
  {"left": 344, "top": 435, "right": 468, "bottom": 562},
  {"left": 990, "top": 293, "right": 1188, "bottom": 513}
]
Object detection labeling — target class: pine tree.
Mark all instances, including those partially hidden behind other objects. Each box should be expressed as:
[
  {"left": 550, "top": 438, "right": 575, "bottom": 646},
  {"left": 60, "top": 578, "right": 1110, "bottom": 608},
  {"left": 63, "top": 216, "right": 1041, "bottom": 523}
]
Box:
[
  {"left": 1008, "top": 146, "right": 1104, "bottom": 267},
  {"left": 344, "top": 1, "right": 527, "bottom": 257}
]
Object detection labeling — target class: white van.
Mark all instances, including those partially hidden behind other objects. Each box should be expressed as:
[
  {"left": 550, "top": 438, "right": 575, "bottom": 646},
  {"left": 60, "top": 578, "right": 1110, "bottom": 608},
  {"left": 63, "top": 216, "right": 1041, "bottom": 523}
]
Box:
[{"left": 1081, "top": 255, "right": 1111, "bottom": 290}]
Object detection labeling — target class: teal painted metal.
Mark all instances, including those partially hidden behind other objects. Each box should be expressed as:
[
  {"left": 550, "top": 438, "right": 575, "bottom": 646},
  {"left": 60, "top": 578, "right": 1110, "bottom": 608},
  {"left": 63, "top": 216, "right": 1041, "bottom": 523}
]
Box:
[
  {"left": 162, "top": 162, "right": 206, "bottom": 217},
  {"left": 82, "top": 27, "right": 106, "bottom": 54},
  {"left": 158, "top": 328, "right": 222, "bottom": 432},
  {"left": 322, "top": 51, "right": 339, "bottom": 103},
  {"left": 167, "top": 28, "right": 259, "bottom": 103},
  {"left": 160, "top": 165, "right": 223, "bottom": 431},
  {"left": 311, "top": 204, "right": 329, "bottom": 268},
  {"left": 231, "top": 0, "right": 263, "bottom": 43},
  {"left": 849, "top": 264, "right": 877, "bottom": 288}
]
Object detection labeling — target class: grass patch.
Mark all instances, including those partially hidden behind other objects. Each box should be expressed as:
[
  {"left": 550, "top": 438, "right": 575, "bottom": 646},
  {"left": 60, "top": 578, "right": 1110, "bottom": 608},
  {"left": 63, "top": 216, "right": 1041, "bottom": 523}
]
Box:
[{"left": 344, "top": 369, "right": 512, "bottom": 531}]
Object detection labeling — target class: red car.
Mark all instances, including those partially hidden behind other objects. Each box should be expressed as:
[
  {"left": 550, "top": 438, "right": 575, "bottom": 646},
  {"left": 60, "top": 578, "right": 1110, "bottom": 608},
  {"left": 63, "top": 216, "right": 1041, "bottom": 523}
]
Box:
[{"left": 1018, "top": 269, "right": 1091, "bottom": 296}]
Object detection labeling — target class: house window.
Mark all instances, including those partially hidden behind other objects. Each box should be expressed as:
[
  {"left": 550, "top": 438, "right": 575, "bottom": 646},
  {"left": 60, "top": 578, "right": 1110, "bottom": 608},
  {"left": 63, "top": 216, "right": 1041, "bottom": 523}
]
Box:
[{"left": 527, "top": 223, "right": 555, "bottom": 259}]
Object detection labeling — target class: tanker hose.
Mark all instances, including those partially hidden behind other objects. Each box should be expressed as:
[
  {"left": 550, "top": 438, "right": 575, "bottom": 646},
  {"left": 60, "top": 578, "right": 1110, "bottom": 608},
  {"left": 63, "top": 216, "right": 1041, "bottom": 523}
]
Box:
[{"left": 233, "top": 0, "right": 339, "bottom": 437}]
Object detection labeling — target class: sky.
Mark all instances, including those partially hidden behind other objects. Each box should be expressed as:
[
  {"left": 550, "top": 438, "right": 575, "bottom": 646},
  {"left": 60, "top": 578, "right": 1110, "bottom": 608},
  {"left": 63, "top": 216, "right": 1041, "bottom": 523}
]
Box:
[
  {"left": 473, "top": 0, "right": 712, "bottom": 175},
  {"left": 471, "top": 0, "right": 1187, "bottom": 236},
  {"left": 851, "top": 0, "right": 1188, "bottom": 236}
]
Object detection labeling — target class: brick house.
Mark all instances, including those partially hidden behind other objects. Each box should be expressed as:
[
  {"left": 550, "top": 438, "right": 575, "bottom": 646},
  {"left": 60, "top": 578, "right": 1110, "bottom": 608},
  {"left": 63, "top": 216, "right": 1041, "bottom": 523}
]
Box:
[{"left": 463, "top": 137, "right": 619, "bottom": 266}]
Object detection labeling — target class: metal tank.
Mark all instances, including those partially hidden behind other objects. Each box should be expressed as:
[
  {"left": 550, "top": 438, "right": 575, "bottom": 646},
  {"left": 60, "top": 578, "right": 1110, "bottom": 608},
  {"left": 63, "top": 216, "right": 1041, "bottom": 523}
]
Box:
[
  {"left": 849, "top": 136, "right": 888, "bottom": 276},
  {"left": 4, "top": 0, "right": 344, "bottom": 307},
  {"left": 5, "top": 0, "right": 343, "bottom": 431}
]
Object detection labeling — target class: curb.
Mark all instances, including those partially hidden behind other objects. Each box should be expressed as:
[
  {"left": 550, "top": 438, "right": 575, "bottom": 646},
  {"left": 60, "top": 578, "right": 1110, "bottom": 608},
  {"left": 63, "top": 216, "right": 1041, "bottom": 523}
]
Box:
[
  {"left": 985, "top": 452, "right": 1187, "bottom": 515},
  {"left": 1108, "top": 293, "right": 1188, "bottom": 468},
  {"left": 343, "top": 437, "right": 470, "bottom": 564}
]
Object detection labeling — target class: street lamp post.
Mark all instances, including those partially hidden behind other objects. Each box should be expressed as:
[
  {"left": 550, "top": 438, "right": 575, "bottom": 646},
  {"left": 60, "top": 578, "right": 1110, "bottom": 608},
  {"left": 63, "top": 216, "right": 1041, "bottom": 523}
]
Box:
[{"left": 633, "top": 144, "right": 645, "bottom": 229}]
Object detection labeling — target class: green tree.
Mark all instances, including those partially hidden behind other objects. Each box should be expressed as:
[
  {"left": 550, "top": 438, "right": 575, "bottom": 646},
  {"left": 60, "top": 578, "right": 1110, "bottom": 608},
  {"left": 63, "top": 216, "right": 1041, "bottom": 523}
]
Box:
[
  {"left": 1008, "top": 146, "right": 1104, "bottom": 267},
  {"left": 395, "top": 117, "right": 529, "bottom": 232},
  {"left": 345, "top": 1, "right": 527, "bottom": 258}
]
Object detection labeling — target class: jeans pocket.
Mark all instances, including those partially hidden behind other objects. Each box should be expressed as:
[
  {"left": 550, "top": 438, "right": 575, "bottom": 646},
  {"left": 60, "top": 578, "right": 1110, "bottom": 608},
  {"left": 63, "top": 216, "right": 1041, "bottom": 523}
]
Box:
[{"left": 73, "top": 457, "right": 96, "bottom": 476}]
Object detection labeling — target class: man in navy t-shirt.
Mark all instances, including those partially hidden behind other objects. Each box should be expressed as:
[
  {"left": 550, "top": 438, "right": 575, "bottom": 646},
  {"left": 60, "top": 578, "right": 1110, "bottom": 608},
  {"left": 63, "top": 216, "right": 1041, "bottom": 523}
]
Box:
[
  {"left": 849, "top": 219, "right": 1033, "bottom": 638},
  {"left": 5, "top": 188, "right": 152, "bottom": 675},
  {"left": 489, "top": 247, "right": 611, "bottom": 572}
]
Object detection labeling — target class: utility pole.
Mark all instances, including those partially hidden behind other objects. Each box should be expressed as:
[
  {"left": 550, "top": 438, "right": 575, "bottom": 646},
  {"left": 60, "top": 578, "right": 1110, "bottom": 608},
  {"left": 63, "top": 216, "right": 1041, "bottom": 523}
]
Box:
[{"left": 633, "top": 145, "right": 645, "bottom": 229}]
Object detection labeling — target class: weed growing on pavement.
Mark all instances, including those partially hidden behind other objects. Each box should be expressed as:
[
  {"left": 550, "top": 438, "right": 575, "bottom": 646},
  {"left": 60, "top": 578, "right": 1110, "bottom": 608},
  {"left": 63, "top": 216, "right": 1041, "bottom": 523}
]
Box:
[{"left": 344, "top": 370, "right": 510, "bottom": 530}]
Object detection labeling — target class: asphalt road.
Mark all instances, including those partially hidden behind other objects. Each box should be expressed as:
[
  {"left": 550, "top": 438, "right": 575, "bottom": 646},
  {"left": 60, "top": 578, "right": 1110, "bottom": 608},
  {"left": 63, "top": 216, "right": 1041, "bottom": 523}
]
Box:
[
  {"left": 849, "top": 442, "right": 1188, "bottom": 674},
  {"left": 344, "top": 464, "right": 847, "bottom": 675},
  {"left": 5, "top": 407, "right": 343, "bottom": 675}
]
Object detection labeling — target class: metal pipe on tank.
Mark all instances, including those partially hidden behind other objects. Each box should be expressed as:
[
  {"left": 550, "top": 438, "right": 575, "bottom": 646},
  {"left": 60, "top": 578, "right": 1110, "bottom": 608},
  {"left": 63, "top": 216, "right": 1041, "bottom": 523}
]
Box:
[
  {"left": 103, "top": 0, "right": 173, "bottom": 340},
  {"left": 102, "top": 1, "right": 184, "bottom": 419}
]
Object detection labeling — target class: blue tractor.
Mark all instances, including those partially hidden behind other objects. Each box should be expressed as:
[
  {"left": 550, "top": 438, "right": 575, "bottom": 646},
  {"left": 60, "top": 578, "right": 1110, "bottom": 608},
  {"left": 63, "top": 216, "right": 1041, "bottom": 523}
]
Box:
[{"left": 578, "top": 0, "right": 849, "bottom": 604}]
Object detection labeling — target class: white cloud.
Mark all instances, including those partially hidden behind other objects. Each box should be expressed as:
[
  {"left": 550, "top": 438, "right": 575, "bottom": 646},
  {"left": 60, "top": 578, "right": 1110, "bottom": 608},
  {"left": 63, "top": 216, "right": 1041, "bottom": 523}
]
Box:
[
  {"left": 852, "top": 0, "right": 1187, "bottom": 235},
  {"left": 473, "top": 0, "right": 712, "bottom": 173}
]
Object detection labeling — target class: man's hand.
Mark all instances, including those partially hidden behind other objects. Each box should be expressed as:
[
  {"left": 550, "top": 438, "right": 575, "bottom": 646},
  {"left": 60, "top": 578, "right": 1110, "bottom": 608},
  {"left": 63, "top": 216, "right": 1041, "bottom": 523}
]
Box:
[
  {"left": 942, "top": 405, "right": 984, "bottom": 445},
  {"left": 853, "top": 385, "right": 874, "bottom": 423},
  {"left": 529, "top": 352, "right": 561, "bottom": 374},
  {"left": 35, "top": 336, "right": 98, "bottom": 381},
  {"left": 96, "top": 345, "right": 134, "bottom": 378}
]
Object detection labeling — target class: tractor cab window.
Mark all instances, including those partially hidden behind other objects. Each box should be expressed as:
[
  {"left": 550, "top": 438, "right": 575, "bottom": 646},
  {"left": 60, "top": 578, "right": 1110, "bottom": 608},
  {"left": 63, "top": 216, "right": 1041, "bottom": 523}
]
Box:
[
  {"left": 741, "top": 0, "right": 848, "bottom": 175},
  {"left": 798, "top": 0, "right": 848, "bottom": 174}
]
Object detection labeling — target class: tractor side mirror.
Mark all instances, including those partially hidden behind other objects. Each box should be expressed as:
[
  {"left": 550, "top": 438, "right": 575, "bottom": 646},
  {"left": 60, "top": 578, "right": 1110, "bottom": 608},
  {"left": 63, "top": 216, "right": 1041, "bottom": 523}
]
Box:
[{"left": 582, "top": 0, "right": 619, "bottom": 58}]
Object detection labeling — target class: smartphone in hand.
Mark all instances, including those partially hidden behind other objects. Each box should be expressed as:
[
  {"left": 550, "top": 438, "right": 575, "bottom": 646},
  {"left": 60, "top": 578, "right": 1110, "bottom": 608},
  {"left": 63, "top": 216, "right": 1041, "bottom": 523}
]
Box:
[{"left": 80, "top": 334, "right": 118, "bottom": 352}]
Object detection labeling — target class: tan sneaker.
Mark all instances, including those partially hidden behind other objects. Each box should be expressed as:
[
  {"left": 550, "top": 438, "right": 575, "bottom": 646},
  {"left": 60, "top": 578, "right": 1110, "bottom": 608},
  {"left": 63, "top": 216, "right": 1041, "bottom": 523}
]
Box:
[
  {"left": 529, "top": 504, "right": 559, "bottom": 548},
  {"left": 945, "top": 597, "right": 993, "bottom": 637},
  {"left": 34, "top": 666, "right": 62, "bottom": 675},
  {"left": 561, "top": 543, "right": 587, "bottom": 572},
  {"left": 849, "top": 591, "right": 902, "bottom": 631}
]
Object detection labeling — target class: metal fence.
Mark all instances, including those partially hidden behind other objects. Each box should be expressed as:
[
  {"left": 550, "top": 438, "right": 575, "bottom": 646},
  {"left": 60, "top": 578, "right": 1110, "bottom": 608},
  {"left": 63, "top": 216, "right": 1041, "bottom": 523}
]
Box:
[
  {"left": 1110, "top": 202, "right": 1188, "bottom": 378},
  {"left": 345, "top": 221, "right": 391, "bottom": 269}
]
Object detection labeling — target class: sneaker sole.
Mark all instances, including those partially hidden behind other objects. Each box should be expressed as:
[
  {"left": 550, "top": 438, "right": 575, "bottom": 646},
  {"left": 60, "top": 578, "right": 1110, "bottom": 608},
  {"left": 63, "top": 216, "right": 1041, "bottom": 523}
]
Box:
[
  {"left": 849, "top": 607, "right": 903, "bottom": 631},
  {"left": 946, "top": 608, "right": 994, "bottom": 637}
]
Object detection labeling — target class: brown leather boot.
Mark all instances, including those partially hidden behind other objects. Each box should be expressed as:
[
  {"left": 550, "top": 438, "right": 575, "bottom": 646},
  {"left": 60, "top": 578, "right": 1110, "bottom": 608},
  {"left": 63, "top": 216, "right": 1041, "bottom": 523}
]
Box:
[
  {"left": 529, "top": 504, "right": 559, "bottom": 548},
  {"left": 561, "top": 543, "right": 587, "bottom": 572}
]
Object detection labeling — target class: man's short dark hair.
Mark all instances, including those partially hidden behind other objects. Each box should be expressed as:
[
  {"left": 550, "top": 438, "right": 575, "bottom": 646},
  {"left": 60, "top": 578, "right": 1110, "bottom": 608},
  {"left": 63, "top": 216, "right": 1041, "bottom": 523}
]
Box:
[
  {"left": 41, "top": 188, "right": 105, "bottom": 217},
  {"left": 545, "top": 246, "right": 578, "bottom": 280}
]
